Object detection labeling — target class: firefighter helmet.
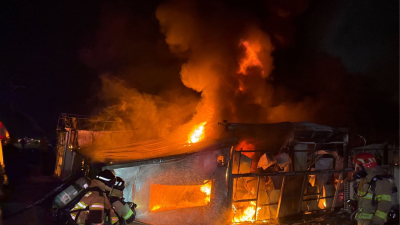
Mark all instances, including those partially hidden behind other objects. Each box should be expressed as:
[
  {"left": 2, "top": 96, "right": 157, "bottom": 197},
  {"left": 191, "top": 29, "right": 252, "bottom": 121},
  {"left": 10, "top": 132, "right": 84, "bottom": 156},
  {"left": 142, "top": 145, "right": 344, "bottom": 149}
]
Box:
[
  {"left": 353, "top": 152, "right": 377, "bottom": 168},
  {"left": 95, "top": 169, "right": 116, "bottom": 187},
  {"left": 114, "top": 177, "right": 126, "bottom": 191}
]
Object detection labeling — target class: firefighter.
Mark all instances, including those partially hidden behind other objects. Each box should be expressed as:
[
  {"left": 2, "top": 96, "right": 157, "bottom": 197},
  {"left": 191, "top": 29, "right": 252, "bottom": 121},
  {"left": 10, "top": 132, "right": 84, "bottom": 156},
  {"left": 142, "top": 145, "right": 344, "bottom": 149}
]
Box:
[
  {"left": 109, "top": 177, "right": 136, "bottom": 225},
  {"left": 70, "top": 169, "right": 116, "bottom": 225},
  {"left": 352, "top": 152, "right": 394, "bottom": 225}
]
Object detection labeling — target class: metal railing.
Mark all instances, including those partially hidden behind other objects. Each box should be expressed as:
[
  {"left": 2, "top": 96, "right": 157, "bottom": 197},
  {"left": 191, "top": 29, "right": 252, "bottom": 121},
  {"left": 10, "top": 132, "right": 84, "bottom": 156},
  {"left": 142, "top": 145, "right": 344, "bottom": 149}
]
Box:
[{"left": 229, "top": 148, "right": 351, "bottom": 224}]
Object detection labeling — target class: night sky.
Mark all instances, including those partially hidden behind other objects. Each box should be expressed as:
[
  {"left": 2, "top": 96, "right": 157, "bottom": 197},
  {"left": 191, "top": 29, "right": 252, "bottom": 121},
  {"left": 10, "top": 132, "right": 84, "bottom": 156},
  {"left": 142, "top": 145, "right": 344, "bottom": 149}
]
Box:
[{"left": 0, "top": 0, "right": 398, "bottom": 144}]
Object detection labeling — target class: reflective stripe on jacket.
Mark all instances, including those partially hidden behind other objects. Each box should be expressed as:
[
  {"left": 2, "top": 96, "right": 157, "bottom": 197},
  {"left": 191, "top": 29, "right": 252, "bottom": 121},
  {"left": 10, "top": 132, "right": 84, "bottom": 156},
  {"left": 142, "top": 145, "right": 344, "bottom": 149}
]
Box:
[
  {"left": 355, "top": 167, "right": 393, "bottom": 225},
  {"left": 70, "top": 179, "right": 113, "bottom": 225},
  {"left": 111, "top": 199, "right": 135, "bottom": 225}
]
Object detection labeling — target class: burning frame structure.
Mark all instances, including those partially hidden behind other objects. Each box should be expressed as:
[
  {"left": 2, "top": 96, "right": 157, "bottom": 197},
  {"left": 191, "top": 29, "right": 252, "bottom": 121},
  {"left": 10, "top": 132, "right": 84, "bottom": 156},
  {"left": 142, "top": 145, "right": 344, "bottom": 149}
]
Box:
[{"left": 55, "top": 114, "right": 398, "bottom": 224}]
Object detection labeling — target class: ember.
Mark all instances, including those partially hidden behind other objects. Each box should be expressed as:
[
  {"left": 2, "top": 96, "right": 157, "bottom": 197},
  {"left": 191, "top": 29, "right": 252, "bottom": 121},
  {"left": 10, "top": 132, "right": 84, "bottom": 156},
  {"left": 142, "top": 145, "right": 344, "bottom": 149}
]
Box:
[{"left": 188, "top": 122, "right": 207, "bottom": 143}]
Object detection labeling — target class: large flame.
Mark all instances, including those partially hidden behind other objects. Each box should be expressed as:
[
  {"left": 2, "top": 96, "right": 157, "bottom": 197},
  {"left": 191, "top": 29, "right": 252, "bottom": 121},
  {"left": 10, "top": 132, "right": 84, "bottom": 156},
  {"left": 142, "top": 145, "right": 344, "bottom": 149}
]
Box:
[
  {"left": 187, "top": 122, "right": 207, "bottom": 143},
  {"left": 232, "top": 201, "right": 261, "bottom": 223},
  {"left": 149, "top": 180, "right": 212, "bottom": 212}
]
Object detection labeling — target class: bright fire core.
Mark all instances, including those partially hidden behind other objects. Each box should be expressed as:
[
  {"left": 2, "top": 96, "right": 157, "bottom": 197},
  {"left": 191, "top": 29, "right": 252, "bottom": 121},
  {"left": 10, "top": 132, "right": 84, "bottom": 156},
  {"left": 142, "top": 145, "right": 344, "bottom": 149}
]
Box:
[
  {"left": 232, "top": 201, "right": 261, "bottom": 223},
  {"left": 187, "top": 122, "right": 207, "bottom": 143},
  {"left": 149, "top": 181, "right": 212, "bottom": 212}
]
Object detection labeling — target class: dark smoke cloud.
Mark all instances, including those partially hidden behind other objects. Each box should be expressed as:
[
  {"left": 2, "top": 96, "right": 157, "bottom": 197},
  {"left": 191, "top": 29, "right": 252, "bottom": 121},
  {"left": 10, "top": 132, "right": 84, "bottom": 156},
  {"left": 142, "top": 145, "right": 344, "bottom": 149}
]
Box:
[{"left": 79, "top": 0, "right": 398, "bottom": 144}]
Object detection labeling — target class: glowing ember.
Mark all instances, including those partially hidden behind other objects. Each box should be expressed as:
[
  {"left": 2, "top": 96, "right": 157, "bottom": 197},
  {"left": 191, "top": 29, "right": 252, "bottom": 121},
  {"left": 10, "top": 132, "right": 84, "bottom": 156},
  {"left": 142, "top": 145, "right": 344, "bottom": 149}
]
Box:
[
  {"left": 238, "top": 41, "right": 264, "bottom": 75},
  {"left": 232, "top": 201, "right": 261, "bottom": 223},
  {"left": 187, "top": 122, "right": 207, "bottom": 143}
]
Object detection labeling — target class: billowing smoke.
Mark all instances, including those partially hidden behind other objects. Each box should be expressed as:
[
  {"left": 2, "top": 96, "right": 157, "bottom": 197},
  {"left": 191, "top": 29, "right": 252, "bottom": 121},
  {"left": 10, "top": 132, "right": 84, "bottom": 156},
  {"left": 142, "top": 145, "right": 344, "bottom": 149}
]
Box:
[
  {"left": 155, "top": 0, "right": 311, "bottom": 140},
  {"left": 79, "top": 0, "right": 397, "bottom": 144},
  {"left": 80, "top": 0, "right": 318, "bottom": 143}
]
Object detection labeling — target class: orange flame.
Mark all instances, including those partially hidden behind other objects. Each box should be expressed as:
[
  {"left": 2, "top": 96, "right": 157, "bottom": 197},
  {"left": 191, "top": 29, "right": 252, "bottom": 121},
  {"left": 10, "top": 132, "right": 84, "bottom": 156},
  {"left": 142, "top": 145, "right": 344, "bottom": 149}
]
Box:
[
  {"left": 187, "top": 122, "right": 207, "bottom": 143},
  {"left": 235, "top": 140, "right": 256, "bottom": 158},
  {"left": 232, "top": 201, "right": 261, "bottom": 222},
  {"left": 149, "top": 180, "right": 212, "bottom": 212},
  {"left": 151, "top": 205, "right": 161, "bottom": 211},
  {"left": 200, "top": 181, "right": 212, "bottom": 204},
  {"left": 238, "top": 40, "right": 264, "bottom": 75}
]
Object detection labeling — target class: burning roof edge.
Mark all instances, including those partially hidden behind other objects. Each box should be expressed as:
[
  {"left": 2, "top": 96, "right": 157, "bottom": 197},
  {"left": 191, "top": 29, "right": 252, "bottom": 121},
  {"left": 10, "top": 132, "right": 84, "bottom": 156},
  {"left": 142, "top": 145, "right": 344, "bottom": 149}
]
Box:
[{"left": 104, "top": 137, "right": 238, "bottom": 169}]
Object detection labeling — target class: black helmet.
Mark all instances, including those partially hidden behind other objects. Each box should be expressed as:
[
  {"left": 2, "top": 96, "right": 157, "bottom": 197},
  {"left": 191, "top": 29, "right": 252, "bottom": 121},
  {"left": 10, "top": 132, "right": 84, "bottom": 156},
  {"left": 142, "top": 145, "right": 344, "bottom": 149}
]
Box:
[
  {"left": 114, "top": 177, "right": 126, "bottom": 191},
  {"left": 95, "top": 169, "right": 116, "bottom": 187}
]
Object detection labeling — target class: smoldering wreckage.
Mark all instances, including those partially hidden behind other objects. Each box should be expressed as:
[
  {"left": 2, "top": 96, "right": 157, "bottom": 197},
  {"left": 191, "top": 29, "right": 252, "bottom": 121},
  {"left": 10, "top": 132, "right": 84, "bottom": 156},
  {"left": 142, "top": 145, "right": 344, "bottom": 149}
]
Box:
[{"left": 51, "top": 114, "right": 399, "bottom": 225}]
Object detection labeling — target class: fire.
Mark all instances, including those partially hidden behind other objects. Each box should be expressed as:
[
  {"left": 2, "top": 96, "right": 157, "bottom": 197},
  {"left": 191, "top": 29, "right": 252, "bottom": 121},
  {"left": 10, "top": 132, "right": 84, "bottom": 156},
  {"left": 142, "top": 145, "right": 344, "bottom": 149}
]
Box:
[
  {"left": 235, "top": 140, "right": 256, "bottom": 158},
  {"left": 149, "top": 181, "right": 212, "bottom": 212},
  {"left": 238, "top": 40, "right": 264, "bottom": 75},
  {"left": 187, "top": 122, "right": 207, "bottom": 143},
  {"left": 232, "top": 201, "right": 261, "bottom": 223},
  {"left": 200, "top": 181, "right": 212, "bottom": 204},
  {"left": 151, "top": 205, "right": 161, "bottom": 211}
]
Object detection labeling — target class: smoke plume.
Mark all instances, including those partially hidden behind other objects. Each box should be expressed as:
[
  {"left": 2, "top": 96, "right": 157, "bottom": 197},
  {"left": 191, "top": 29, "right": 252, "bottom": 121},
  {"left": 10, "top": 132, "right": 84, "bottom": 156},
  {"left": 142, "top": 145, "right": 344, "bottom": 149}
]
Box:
[{"left": 79, "top": 0, "right": 397, "bottom": 144}]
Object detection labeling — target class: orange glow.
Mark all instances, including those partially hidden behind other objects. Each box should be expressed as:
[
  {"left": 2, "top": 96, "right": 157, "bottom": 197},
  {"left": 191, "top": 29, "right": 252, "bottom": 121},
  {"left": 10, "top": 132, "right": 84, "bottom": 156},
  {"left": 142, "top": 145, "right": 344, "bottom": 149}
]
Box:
[
  {"left": 238, "top": 41, "right": 264, "bottom": 75},
  {"left": 200, "top": 181, "right": 212, "bottom": 203},
  {"left": 187, "top": 122, "right": 207, "bottom": 143},
  {"left": 232, "top": 201, "right": 261, "bottom": 222},
  {"left": 319, "top": 199, "right": 327, "bottom": 209},
  {"left": 151, "top": 205, "right": 161, "bottom": 211},
  {"left": 235, "top": 140, "right": 256, "bottom": 158},
  {"left": 149, "top": 181, "right": 212, "bottom": 212}
]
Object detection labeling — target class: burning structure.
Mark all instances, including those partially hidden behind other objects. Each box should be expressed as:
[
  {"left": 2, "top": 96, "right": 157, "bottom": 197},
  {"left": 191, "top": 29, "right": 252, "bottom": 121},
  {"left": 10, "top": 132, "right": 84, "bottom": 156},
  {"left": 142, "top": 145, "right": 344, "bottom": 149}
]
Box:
[
  {"left": 52, "top": 4, "right": 398, "bottom": 224},
  {"left": 54, "top": 114, "right": 400, "bottom": 224}
]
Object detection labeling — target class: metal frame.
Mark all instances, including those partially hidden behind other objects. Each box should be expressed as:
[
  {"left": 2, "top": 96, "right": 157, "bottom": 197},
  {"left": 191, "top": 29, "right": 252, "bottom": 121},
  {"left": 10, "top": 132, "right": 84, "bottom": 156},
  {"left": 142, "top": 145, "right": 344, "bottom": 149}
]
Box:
[
  {"left": 228, "top": 143, "right": 355, "bottom": 224},
  {"left": 57, "top": 113, "right": 120, "bottom": 131}
]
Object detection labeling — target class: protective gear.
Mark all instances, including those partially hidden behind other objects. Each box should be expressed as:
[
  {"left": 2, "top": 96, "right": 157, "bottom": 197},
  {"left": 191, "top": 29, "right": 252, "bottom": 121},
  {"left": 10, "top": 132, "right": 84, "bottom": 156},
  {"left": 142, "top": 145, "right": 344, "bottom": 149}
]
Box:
[
  {"left": 70, "top": 177, "right": 115, "bottom": 224},
  {"left": 353, "top": 166, "right": 394, "bottom": 225},
  {"left": 95, "top": 170, "right": 116, "bottom": 188},
  {"left": 114, "top": 177, "right": 126, "bottom": 191},
  {"left": 353, "top": 164, "right": 368, "bottom": 181},
  {"left": 109, "top": 177, "right": 136, "bottom": 225},
  {"left": 53, "top": 177, "right": 91, "bottom": 209},
  {"left": 110, "top": 198, "right": 136, "bottom": 225},
  {"left": 353, "top": 153, "right": 378, "bottom": 169}
]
